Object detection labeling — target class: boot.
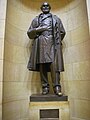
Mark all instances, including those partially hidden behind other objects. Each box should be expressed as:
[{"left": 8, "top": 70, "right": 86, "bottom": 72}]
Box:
[
  {"left": 54, "top": 86, "right": 63, "bottom": 96},
  {"left": 42, "top": 87, "right": 49, "bottom": 95}
]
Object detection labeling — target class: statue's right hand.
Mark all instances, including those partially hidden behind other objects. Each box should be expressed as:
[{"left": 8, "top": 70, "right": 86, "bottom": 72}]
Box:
[{"left": 36, "top": 26, "right": 48, "bottom": 32}]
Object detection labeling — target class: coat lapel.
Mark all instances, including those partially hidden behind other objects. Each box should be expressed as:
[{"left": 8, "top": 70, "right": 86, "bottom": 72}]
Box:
[{"left": 40, "top": 13, "right": 52, "bottom": 22}]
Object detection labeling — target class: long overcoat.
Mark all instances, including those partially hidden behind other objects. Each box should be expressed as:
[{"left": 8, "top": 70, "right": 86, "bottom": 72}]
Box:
[{"left": 27, "top": 14, "right": 66, "bottom": 72}]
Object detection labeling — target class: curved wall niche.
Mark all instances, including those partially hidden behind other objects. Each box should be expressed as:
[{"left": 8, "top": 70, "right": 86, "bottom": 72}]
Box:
[{"left": 3, "top": 0, "right": 90, "bottom": 120}]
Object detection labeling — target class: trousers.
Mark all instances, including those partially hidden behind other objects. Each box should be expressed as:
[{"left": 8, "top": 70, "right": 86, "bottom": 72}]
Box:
[{"left": 40, "top": 62, "right": 61, "bottom": 89}]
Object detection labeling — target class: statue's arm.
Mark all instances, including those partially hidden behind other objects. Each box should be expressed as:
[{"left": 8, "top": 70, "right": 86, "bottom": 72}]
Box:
[
  {"left": 27, "top": 17, "right": 48, "bottom": 39},
  {"left": 27, "top": 17, "right": 38, "bottom": 39},
  {"left": 59, "top": 18, "right": 66, "bottom": 41}
]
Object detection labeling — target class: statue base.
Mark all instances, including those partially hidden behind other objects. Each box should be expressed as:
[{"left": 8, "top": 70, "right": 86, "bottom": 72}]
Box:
[
  {"left": 29, "top": 94, "right": 70, "bottom": 120},
  {"left": 30, "top": 94, "right": 68, "bottom": 102}
]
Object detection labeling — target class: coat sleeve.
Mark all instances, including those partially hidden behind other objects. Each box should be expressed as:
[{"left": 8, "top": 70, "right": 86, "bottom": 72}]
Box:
[
  {"left": 55, "top": 16, "right": 66, "bottom": 41},
  {"left": 27, "top": 17, "right": 39, "bottom": 39},
  {"left": 59, "top": 18, "right": 66, "bottom": 41}
]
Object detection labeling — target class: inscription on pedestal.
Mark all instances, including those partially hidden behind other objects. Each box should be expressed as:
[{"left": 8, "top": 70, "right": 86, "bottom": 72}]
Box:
[
  {"left": 40, "top": 109, "right": 59, "bottom": 120},
  {"left": 30, "top": 94, "right": 69, "bottom": 119}
]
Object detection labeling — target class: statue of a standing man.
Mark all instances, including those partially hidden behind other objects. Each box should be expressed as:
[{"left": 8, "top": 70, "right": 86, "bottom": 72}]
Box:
[{"left": 27, "top": 2, "right": 66, "bottom": 96}]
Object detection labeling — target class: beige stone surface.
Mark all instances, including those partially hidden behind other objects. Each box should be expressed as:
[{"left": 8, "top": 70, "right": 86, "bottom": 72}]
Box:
[
  {"left": 69, "top": 0, "right": 82, "bottom": 10},
  {"left": 3, "top": 82, "right": 29, "bottom": 103},
  {"left": 2, "top": 0, "right": 90, "bottom": 120},
  {"left": 5, "top": 23, "right": 30, "bottom": 47},
  {"left": 62, "top": 64, "right": 73, "bottom": 81},
  {"left": 0, "top": 20, "right": 5, "bottom": 39},
  {"left": 20, "top": 99, "right": 30, "bottom": 118},
  {"left": 86, "top": 0, "right": 90, "bottom": 34},
  {"left": 30, "top": 101, "right": 70, "bottom": 120},
  {"left": 0, "top": 0, "right": 7, "bottom": 120},
  {"left": 68, "top": 80, "right": 90, "bottom": 100},
  {"left": 0, "top": 105, "right": 2, "bottom": 120},
  {"left": 0, "top": 39, "right": 4, "bottom": 60},
  {"left": 89, "top": 20, "right": 90, "bottom": 33},
  {"left": 3, "top": 101, "right": 21, "bottom": 120},
  {"left": 71, "top": 99, "right": 90, "bottom": 120},
  {"left": 21, "top": 0, "right": 70, "bottom": 13},
  {"left": 62, "top": 81, "right": 69, "bottom": 95},
  {"left": 3, "top": 99, "right": 30, "bottom": 120},
  {"left": 0, "top": 0, "right": 7, "bottom": 19},
  {"left": 0, "top": 82, "right": 2, "bottom": 105},
  {"left": 4, "top": 41, "right": 28, "bottom": 64},
  {"left": 6, "top": 3, "right": 33, "bottom": 31},
  {"left": 64, "top": 40, "right": 90, "bottom": 64},
  {"left": 67, "top": 0, "right": 88, "bottom": 31},
  {"left": 73, "top": 61, "right": 90, "bottom": 80},
  {"left": 86, "top": 0, "right": 90, "bottom": 20},
  {"left": 63, "top": 31, "right": 72, "bottom": 48},
  {"left": 71, "top": 117, "right": 86, "bottom": 120},
  {"left": 71, "top": 21, "right": 89, "bottom": 45},
  {"left": 0, "top": 60, "right": 3, "bottom": 82},
  {"left": 4, "top": 61, "right": 29, "bottom": 82}
]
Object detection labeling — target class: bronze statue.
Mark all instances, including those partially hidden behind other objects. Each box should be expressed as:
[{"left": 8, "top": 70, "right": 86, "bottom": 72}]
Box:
[{"left": 27, "top": 2, "right": 66, "bottom": 96}]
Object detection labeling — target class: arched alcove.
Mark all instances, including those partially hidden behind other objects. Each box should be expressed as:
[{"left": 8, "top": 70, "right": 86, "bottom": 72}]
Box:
[{"left": 3, "top": 0, "right": 90, "bottom": 119}]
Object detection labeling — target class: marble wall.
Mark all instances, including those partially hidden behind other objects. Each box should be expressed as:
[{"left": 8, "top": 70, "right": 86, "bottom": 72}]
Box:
[
  {"left": 62, "top": 0, "right": 90, "bottom": 119},
  {"left": 2, "top": 0, "right": 90, "bottom": 120},
  {"left": 86, "top": 0, "right": 90, "bottom": 34},
  {"left": 0, "top": 0, "right": 7, "bottom": 120}
]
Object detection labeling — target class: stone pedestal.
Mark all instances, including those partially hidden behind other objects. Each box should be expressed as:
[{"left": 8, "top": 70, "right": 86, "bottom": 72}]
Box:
[{"left": 29, "top": 94, "right": 70, "bottom": 120}]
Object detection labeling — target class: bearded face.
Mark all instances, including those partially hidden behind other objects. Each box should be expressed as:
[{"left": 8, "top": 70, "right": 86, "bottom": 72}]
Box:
[{"left": 41, "top": 2, "right": 51, "bottom": 14}]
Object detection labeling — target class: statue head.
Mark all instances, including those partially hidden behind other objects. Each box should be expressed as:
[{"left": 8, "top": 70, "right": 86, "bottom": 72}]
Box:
[{"left": 41, "top": 2, "right": 51, "bottom": 14}]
